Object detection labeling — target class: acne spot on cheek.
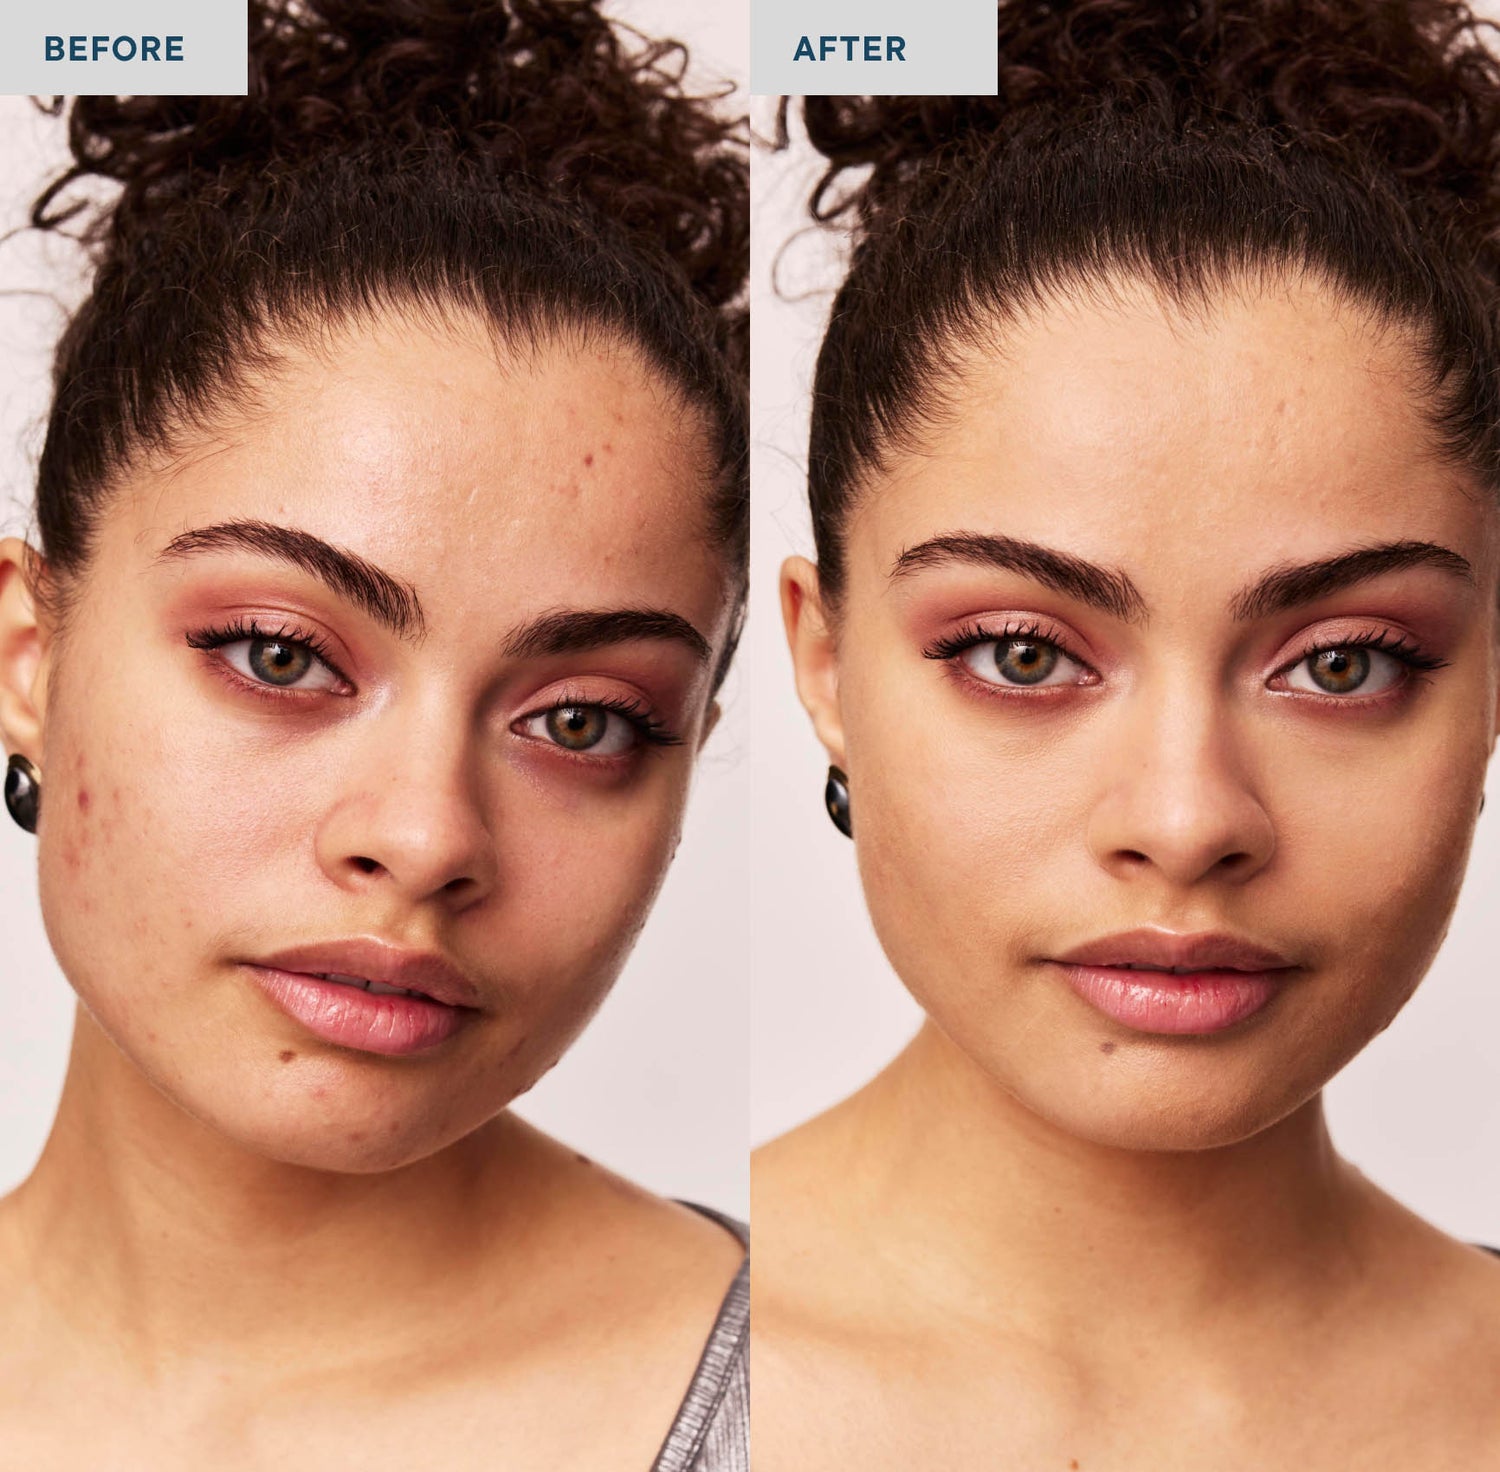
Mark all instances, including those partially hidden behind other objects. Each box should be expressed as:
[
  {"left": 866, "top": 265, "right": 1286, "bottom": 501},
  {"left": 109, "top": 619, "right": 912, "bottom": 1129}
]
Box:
[
  {"left": 347, "top": 1130, "right": 366, "bottom": 1143},
  {"left": 146, "top": 1030, "right": 158, "bottom": 1042},
  {"left": 278, "top": 1050, "right": 296, "bottom": 1063},
  {"left": 312, "top": 1087, "right": 328, "bottom": 1100},
  {"left": 77, "top": 789, "right": 90, "bottom": 814},
  {"left": 1099, "top": 1041, "right": 1117, "bottom": 1055},
  {"left": 583, "top": 452, "right": 595, "bottom": 468}
]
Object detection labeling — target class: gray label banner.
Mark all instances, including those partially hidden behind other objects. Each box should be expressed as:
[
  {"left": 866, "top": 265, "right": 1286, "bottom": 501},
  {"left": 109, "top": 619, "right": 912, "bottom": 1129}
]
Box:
[
  {"left": 0, "top": 0, "right": 247, "bottom": 95},
  {"left": 753, "top": 0, "right": 996, "bottom": 96}
]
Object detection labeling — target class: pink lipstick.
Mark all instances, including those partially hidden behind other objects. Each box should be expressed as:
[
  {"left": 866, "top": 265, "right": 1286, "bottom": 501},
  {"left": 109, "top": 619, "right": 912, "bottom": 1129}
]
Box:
[
  {"left": 1049, "top": 929, "right": 1296, "bottom": 1036},
  {"left": 244, "top": 939, "right": 479, "bottom": 1056}
]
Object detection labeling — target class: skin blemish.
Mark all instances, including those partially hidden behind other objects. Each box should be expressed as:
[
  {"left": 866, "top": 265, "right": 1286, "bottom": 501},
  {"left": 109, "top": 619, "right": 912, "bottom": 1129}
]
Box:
[
  {"left": 77, "top": 789, "right": 90, "bottom": 813},
  {"left": 583, "top": 452, "right": 595, "bottom": 467},
  {"left": 312, "top": 1087, "right": 328, "bottom": 1100},
  {"left": 1099, "top": 1041, "right": 1117, "bottom": 1055},
  {"left": 347, "top": 1130, "right": 366, "bottom": 1143},
  {"left": 278, "top": 1050, "right": 296, "bottom": 1063}
]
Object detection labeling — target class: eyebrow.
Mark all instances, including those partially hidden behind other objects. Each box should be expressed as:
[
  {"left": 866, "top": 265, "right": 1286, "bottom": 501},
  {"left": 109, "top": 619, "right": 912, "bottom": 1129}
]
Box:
[
  {"left": 1230, "top": 540, "right": 1474, "bottom": 620},
  {"left": 889, "top": 530, "right": 1474, "bottom": 625},
  {"left": 890, "top": 533, "right": 1147, "bottom": 622},
  {"left": 156, "top": 520, "right": 426, "bottom": 640},
  {"left": 503, "top": 609, "right": 711, "bottom": 664}
]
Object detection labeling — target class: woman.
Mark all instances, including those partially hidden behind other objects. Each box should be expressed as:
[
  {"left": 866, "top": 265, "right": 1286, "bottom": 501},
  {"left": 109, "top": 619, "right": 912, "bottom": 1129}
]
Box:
[
  {"left": 754, "top": 2, "right": 1500, "bottom": 1465},
  {"left": 0, "top": 1, "right": 746, "bottom": 1466}
]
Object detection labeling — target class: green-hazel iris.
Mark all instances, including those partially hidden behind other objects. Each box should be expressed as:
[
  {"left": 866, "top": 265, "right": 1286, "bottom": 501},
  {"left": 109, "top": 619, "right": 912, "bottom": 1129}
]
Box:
[
  {"left": 997, "top": 639, "right": 1059, "bottom": 685},
  {"left": 546, "top": 705, "right": 609, "bottom": 750},
  {"left": 249, "top": 639, "right": 314, "bottom": 687},
  {"left": 1307, "top": 648, "right": 1370, "bottom": 694}
]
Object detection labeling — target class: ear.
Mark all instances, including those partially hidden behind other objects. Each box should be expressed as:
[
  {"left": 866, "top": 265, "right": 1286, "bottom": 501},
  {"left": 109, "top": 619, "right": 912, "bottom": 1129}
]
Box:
[
  {"left": 698, "top": 698, "right": 722, "bottom": 751},
  {"left": 780, "top": 555, "right": 846, "bottom": 767},
  {"left": 0, "top": 538, "right": 50, "bottom": 763}
]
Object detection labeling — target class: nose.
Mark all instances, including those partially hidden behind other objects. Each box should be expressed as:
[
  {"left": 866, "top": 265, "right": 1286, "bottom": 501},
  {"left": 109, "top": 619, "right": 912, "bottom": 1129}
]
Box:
[
  {"left": 1085, "top": 688, "right": 1275, "bottom": 888},
  {"left": 313, "top": 720, "right": 497, "bottom": 909}
]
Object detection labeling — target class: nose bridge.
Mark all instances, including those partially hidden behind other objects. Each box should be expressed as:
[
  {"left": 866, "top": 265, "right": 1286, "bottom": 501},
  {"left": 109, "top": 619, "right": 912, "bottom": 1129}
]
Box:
[
  {"left": 1087, "top": 664, "right": 1274, "bottom": 885},
  {"left": 316, "top": 693, "right": 496, "bottom": 902}
]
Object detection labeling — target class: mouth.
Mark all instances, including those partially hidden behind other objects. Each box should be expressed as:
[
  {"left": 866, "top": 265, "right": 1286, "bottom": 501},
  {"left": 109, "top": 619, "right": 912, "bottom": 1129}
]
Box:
[
  {"left": 1046, "top": 929, "right": 1298, "bottom": 1037},
  {"left": 243, "top": 940, "right": 481, "bottom": 1057}
]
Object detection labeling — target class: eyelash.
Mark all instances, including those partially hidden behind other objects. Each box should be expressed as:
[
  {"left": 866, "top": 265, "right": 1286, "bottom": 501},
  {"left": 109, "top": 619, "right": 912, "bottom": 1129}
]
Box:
[
  {"left": 185, "top": 619, "right": 350, "bottom": 693},
  {"left": 533, "top": 690, "right": 684, "bottom": 752},
  {"left": 1283, "top": 627, "right": 1447, "bottom": 677},
  {"left": 923, "top": 619, "right": 1088, "bottom": 670}
]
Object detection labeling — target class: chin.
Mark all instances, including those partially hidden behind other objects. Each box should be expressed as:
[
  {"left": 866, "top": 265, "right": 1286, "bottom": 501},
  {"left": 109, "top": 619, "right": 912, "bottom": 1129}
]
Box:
[
  {"left": 987, "top": 1042, "right": 1336, "bottom": 1154},
  {"left": 162, "top": 1059, "right": 506, "bottom": 1175}
]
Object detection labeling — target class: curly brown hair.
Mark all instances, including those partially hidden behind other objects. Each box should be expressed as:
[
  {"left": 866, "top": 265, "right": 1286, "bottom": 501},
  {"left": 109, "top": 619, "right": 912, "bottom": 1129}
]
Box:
[
  {"left": 30, "top": 0, "right": 748, "bottom": 651},
  {"left": 783, "top": 0, "right": 1500, "bottom": 605}
]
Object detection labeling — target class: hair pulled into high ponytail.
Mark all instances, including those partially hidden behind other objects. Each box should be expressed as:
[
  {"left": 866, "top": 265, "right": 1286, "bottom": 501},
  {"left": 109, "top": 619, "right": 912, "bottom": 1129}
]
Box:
[{"left": 784, "top": 0, "right": 1500, "bottom": 605}]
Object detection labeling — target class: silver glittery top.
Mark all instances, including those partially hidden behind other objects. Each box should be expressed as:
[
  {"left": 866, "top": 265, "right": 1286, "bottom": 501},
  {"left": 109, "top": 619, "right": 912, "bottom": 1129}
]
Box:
[{"left": 649, "top": 1206, "right": 749, "bottom": 1472}]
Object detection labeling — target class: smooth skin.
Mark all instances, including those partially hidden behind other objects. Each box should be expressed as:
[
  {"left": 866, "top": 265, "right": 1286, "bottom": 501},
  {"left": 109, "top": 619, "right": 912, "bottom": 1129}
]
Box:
[
  {"left": 0, "top": 311, "right": 742, "bottom": 1470},
  {"left": 755, "top": 274, "right": 1500, "bottom": 1470}
]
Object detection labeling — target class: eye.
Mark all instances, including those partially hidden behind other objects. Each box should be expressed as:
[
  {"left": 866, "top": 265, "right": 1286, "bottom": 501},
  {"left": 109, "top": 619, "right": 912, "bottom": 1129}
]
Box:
[
  {"left": 1282, "top": 645, "right": 1404, "bottom": 697},
  {"left": 219, "top": 636, "right": 342, "bottom": 691},
  {"left": 521, "top": 704, "right": 643, "bottom": 756},
  {"left": 959, "top": 636, "right": 1087, "bottom": 688}
]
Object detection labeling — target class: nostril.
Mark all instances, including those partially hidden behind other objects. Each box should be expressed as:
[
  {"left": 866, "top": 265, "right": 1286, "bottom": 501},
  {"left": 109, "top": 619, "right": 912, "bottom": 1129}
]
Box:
[{"left": 351, "top": 855, "right": 381, "bottom": 875}]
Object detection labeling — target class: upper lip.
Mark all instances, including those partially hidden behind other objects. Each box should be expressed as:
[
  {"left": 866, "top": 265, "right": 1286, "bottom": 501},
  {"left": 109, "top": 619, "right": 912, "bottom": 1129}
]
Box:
[
  {"left": 1051, "top": 929, "right": 1295, "bottom": 973},
  {"left": 249, "top": 939, "right": 481, "bottom": 1008}
]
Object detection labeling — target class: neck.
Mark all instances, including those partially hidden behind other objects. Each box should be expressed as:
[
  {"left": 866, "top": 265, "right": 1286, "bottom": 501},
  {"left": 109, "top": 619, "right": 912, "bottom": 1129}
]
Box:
[
  {"left": 3, "top": 1007, "right": 561, "bottom": 1371},
  {"left": 837, "top": 1021, "right": 1383, "bottom": 1344}
]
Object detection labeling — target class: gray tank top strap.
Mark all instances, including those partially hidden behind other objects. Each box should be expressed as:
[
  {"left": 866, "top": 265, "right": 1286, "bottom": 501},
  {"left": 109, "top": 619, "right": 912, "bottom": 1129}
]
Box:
[{"left": 649, "top": 1204, "right": 749, "bottom": 1472}]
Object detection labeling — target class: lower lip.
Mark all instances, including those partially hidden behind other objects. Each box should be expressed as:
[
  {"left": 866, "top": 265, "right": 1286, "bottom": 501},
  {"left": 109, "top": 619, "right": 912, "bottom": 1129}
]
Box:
[
  {"left": 1056, "top": 964, "right": 1286, "bottom": 1035},
  {"left": 245, "top": 966, "right": 472, "bottom": 1056}
]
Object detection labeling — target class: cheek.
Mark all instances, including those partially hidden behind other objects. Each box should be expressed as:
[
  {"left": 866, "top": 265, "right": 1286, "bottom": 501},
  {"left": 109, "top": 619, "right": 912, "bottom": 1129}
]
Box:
[
  {"left": 840, "top": 655, "right": 1077, "bottom": 979},
  {"left": 35, "top": 660, "right": 307, "bottom": 1018},
  {"left": 1274, "top": 719, "right": 1485, "bottom": 1013}
]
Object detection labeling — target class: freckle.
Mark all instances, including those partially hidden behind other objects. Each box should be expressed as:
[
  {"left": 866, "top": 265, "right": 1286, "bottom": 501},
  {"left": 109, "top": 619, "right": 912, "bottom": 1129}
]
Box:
[
  {"left": 279, "top": 1050, "right": 295, "bottom": 1063},
  {"left": 1100, "top": 1041, "right": 1116, "bottom": 1055},
  {"left": 77, "top": 789, "right": 90, "bottom": 813},
  {"left": 1071, "top": 1461, "right": 1080, "bottom": 1470},
  {"left": 147, "top": 1030, "right": 158, "bottom": 1042}
]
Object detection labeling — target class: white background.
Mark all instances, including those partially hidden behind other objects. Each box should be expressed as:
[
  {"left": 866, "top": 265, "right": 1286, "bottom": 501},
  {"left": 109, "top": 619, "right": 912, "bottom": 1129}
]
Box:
[
  {"left": 0, "top": 0, "right": 750, "bottom": 1218},
  {"left": 747, "top": 93, "right": 1500, "bottom": 1246}
]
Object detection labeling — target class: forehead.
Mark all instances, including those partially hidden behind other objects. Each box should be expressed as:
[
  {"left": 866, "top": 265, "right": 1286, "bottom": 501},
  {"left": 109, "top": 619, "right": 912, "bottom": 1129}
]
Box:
[
  {"left": 851, "top": 275, "right": 1493, "bottom": 596},
  {"left": 119, "top": 312, "right": 723, "bottom": 623}
]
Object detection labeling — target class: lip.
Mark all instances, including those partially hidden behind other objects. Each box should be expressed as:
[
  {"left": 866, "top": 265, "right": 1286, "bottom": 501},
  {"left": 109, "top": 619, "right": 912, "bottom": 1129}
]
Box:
[
  {"left": 1047, "top": 929, "right": 1298, "bottom": 1036},
  {"left": 244, "top": 939, "right": 481, "bottom": 1057}
]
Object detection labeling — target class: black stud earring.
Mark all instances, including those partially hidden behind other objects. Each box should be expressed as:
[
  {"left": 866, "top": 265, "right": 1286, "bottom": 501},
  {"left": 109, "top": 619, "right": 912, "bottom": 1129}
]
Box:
[
  {"left": 4, "top": 754, "right": 40, "bottom": 834},
  {"left": 824, "top": 764, "right": 852, "bottom": 839}
]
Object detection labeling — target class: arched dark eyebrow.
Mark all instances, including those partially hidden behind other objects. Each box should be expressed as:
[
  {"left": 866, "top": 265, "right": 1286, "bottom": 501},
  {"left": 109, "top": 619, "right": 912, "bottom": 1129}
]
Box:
[
  {"left": 503, "top": 609, "right": 711, "bottom": 664},
  {"left": 156, "top": 520, "right": 426, "bottom": 640},
  {"left": 890, "top": 533, "right": 1147, "bottom": 622},
  {"left": 1230, "top": 541, "right": 1474, "bottom": 620}
]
